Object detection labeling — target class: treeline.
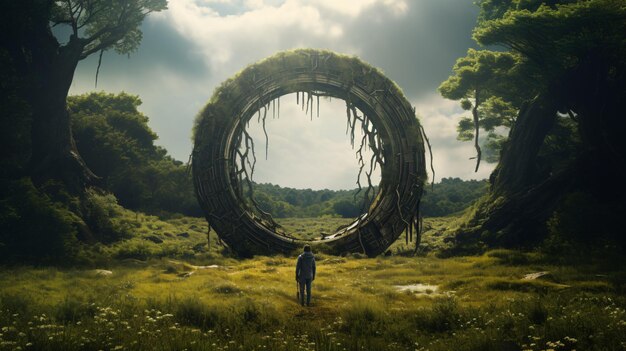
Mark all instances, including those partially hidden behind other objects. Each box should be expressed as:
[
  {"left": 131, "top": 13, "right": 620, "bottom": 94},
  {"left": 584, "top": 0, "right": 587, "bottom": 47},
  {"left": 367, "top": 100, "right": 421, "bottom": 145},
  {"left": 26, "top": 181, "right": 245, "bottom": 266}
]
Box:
[
  {"left": 420, "top": 178, "right": 488, "bottom": 217},
  {"left": 252, "top": 178, "right": 488, "bottom": 218},
  {"left": 252, "top": 184, "right": 367, "bottom": 218}
]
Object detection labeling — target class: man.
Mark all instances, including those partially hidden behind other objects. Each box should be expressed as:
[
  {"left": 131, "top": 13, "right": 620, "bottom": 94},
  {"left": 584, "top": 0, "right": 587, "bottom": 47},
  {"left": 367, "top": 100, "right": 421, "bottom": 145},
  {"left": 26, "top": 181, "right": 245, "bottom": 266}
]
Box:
[{"left": 295, "top": 244, "right": 316, "bottom": 306}]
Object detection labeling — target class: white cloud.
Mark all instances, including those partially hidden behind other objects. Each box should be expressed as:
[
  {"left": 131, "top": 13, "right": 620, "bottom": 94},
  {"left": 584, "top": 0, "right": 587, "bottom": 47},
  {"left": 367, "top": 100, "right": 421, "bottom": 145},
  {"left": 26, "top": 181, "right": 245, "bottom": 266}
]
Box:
[
  {"left": 158, "top": 0, "right": 409, "bottom": 74},
  {"left": 245, "top": 94, "right": 380, "bottom": 189},
  {"left": 71, "top": 0, "right": 484, "bottom": 189},
  {"left": 312, "top": 0, "right": 407, "bottom": 17}
]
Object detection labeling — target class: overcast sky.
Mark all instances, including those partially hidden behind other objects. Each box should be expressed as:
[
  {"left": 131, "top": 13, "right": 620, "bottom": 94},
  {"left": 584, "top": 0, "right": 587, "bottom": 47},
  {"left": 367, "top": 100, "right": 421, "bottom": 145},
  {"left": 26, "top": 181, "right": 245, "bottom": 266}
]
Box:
[{"left": 69, "top": 0, "right": 494, "bottom": 190}]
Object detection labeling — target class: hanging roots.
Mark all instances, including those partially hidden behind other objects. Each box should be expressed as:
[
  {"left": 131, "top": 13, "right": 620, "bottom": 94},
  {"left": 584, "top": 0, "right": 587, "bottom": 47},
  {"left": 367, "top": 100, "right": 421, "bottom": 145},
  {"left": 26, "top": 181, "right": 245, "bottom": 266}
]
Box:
[{"left": 234, "top": 91, "right": 385, "bottom": 235}]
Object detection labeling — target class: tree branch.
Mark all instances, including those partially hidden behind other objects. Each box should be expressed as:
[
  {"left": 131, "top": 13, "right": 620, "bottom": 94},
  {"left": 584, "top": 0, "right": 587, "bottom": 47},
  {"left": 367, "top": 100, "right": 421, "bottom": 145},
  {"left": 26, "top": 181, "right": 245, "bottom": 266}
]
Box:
[{"left": 472, "top": 89, "right": 483, "bottom": 172}]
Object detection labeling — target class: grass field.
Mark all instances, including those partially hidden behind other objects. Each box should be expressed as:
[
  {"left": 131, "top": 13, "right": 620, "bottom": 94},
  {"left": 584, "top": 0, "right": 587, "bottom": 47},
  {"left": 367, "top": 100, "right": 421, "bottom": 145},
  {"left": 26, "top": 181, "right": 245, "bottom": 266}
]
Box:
[{"left": 1, "top": 216, "right": 626, "bottom": 351}]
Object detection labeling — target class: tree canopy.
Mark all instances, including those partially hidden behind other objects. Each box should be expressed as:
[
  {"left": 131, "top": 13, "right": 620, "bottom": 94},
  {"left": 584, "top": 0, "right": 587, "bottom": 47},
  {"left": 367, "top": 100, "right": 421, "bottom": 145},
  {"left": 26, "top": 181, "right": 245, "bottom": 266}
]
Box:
[
  {"left": 439, "top": 49, "right": 520, "bottom": 169},
  {"left": 70, "top": 92, "right": 200, "bottom": 216},
  {"left": 440, "top": 0, "right": 626, "bottom": 248},
  {"left": 51, "top": 0, "right": 167, "bottom": 59}
]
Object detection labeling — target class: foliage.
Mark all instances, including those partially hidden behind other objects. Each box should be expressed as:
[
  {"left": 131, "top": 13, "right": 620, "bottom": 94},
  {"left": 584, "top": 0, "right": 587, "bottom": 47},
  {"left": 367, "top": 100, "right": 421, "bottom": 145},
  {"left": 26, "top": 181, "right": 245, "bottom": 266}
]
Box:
[
  {"left": 0, "top": 178, "right": 80, "bottom": 264},
  {"left": 251, "top": 183, "right": 368, "bottom": 218},
  {"left": 0, "top": 178, "right": 149, "bottom": 264},
  {"left": 442, "top": 0, "right": 626, "bottom": 166},
  {"left": 81, "top": 189, "right": 133, "bottom": 243},
  {"left": 439, "top": 49, "right": 521, "bottom": 167},
  {"left": 420, "top": 178, "right": 489, "bottom": 217},
  {"left": 50, "top": 0, "right": 167, "bottom": 59},
  {"left": 439, "top": 0, "right": 626, "bottom": 248},
  {"left": 543, "top": 191, "right": 626, "bottom": 252},
  {"left": 251, "top": 178, "right": 487, "bottom": 219},
  {"left": 69, "top": 92, "right": 201, "bottom": 217}
]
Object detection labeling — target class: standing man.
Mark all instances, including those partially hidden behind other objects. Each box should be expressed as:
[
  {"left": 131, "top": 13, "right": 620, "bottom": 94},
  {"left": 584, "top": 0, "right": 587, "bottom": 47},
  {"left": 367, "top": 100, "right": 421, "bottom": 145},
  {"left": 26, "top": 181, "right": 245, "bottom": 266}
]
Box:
[{"left": 295, "top": 244, "right": 316, "bottom": 306}]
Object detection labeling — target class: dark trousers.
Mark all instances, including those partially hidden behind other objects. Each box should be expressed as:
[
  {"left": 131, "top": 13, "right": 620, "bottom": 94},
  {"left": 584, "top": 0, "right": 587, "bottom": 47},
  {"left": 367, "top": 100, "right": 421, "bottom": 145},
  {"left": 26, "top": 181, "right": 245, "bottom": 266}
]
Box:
[{"left": 299, "top": 278, "right": 312, "bottom": 306}]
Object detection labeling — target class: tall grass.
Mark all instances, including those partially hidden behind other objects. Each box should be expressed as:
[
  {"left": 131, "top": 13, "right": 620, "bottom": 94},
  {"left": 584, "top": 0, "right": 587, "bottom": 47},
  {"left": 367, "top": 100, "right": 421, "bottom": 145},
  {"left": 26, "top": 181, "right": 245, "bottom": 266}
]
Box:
[{"left": 1, "top": 248, "right": 626, "bottom": 350}]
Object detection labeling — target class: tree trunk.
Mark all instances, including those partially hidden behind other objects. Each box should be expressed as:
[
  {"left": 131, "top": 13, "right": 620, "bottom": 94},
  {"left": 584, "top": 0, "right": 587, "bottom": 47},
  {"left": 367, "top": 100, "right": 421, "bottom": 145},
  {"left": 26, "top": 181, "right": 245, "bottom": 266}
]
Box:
[
  {"left": 23, "top": 9, "right": 95, "bottom": 194},
  {"left": 445, "top": 92, "right": 566, "bottom": 251},
  {"left": 490, "top": 92, "right": 558, "bottom": 195}
]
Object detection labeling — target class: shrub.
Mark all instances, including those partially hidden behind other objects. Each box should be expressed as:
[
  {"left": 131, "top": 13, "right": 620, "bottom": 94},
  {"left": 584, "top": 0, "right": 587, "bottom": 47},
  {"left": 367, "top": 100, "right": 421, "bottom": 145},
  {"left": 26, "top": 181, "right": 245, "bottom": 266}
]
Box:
[
  {"left": 82, "top": 189, "right": 132, "bottom": 243},
  {"left": 0, "top": 178, "right": 80, "bottom": 264}
]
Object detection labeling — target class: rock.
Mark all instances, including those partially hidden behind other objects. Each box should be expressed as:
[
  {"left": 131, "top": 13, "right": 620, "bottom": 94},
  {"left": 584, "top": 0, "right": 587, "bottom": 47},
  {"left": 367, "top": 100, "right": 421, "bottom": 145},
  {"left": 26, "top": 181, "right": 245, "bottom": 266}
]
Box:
[
  {"left": 93, "top": 269, "right": 113, "bottom": 276},
  {"left": 395, "top": 283, "right": 439, "bottom": 294},
  {"left": 145, "top": 235, "right": 163, "bottom": 244},
  {"left": 177, "top": 232, "right": 190, "bottom": 238},
  {"left": 522, "top": 271, "right": 550, "bottom": 280},
  {"left": 196, "top": 264, "right": 219, "bottom": 269}
]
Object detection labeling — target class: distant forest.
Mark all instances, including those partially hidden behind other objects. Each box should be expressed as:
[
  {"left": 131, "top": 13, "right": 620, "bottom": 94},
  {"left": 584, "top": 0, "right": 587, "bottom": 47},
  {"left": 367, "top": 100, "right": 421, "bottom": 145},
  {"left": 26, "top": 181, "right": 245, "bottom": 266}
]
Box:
[{"left": 253, "top": 178, "right": 487, "bottom": 219}]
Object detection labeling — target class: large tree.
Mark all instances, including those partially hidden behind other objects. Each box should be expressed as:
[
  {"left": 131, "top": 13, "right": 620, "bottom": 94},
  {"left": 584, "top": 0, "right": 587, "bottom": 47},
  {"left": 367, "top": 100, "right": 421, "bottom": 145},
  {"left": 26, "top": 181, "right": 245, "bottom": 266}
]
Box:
[
  {"left": 440, "top": 0, "right": 626, "bottom": 249},
  {"left": 1, "top": 0, "right": 166, "bottom": 193}
]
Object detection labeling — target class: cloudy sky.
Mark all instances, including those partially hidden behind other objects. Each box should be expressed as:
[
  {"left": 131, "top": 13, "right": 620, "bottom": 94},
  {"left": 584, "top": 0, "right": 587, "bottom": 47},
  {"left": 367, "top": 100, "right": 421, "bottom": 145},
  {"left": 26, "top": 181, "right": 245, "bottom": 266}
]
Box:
[{"left": 69, "top": 0, "right": 494, "bottom": 190}]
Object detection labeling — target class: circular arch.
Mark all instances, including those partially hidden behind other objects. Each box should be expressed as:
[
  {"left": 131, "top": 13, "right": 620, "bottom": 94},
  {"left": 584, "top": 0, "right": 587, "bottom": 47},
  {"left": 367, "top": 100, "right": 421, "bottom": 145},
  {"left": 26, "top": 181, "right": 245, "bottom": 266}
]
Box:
[{"left": 192, "top": 49, "right": 427, "bottom": 257}]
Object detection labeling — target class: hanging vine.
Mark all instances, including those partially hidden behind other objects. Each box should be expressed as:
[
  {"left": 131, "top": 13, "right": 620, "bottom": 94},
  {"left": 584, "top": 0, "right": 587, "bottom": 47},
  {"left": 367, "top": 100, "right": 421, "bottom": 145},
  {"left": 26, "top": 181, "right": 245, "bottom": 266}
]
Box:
[{"left": 233, "top": 91, "right": 386, "bottom": 236}]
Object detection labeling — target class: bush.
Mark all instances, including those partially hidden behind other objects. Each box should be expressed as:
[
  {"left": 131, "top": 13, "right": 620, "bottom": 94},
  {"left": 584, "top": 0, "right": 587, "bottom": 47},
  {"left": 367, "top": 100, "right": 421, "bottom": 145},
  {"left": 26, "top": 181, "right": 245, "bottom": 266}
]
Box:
[
  {"left": 82, "top": 189, "right": 132, "bottom": 243},
  {"left": 547, "top": 191, "right": 625, "bottom": 245},
  {"left": 0, "top": 178, "right": 80, "bottom": 264}
]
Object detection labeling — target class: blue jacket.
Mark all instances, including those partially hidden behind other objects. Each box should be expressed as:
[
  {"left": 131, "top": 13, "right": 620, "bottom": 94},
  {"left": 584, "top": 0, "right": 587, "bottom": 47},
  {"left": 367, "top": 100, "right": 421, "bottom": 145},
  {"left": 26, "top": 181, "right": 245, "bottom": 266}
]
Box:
[{"left": 296, "top": 251, "right": 316, "bottom": 281}]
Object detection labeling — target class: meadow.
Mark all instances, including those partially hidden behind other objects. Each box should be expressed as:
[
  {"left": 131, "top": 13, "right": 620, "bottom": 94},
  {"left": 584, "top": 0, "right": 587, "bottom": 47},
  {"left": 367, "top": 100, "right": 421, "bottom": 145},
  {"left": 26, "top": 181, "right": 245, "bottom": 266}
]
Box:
[{"left": 1, "top": 214, "right": 626, "bottom": 351}]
